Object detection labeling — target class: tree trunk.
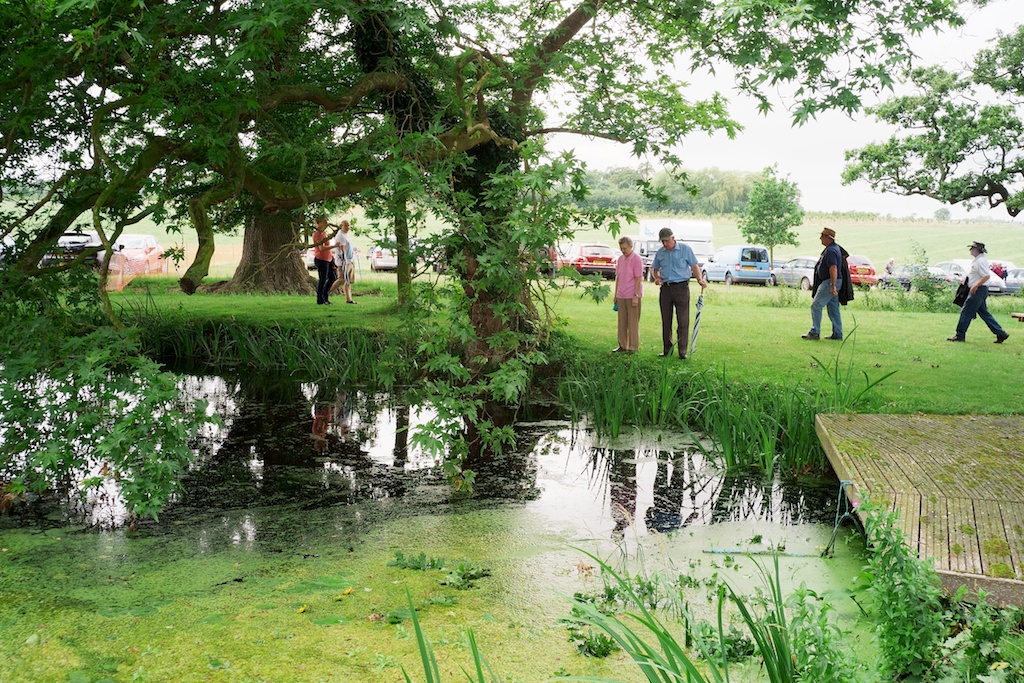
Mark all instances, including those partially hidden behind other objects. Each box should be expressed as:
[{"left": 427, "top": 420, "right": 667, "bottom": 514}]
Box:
[
  {"left": 208, "top": 211, "right": 313, "bottom": 294},
  {"left": 393, "top": 197, "right": 412, "bottom": 305}
]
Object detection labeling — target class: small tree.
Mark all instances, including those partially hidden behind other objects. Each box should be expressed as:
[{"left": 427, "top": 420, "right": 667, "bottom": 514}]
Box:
[{"left": 738, "top": 166, "right": 804, "bottom": 263}]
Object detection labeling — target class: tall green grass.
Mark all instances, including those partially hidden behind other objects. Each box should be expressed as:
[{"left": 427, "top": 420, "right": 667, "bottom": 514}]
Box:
[
  {"left": 557, "top": 329, "right": 895, "bottom": 473},
  {"left": 123, "top": 304, "right": 410, "bottom": 386},
  {"left": 401, "top": 588, "right": 498, "bottom": 683},
  {"left": 567, "top": 552, "right": 858, "bottom": 683}
]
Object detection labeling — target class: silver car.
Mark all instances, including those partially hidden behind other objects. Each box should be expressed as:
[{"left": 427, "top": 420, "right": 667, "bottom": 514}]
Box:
[
  {"left": 933, "top": 259, "right": 1007, "bottom": 294},
  {"left": 1005, "top": 268, "right": 1024, "bottom": 296},
  {"left": 769, "top": 257, "right": 816, "bottom": 290}
]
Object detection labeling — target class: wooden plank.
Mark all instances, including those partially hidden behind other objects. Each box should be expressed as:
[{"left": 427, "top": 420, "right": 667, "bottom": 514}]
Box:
[
  {"left": 947, "top": 497, "right": 983, "bottom": 576},
  {"left": 920, "top": 494, "right": 950, "bottom": 572},
  {"left": 998, "top": 501, "right": 1024, "bottom": 581},
  {"left": 975, "top": 499, "right": 1015, "bottom": 581},
  {"left": 816, "top": 415, "right": 896, "bottom": 505},
  {"left": 895, "top": 491, "right": 922, "bottom": 558},
  {"left": 815, "top": 414, "right": 1024, "bottom": 603}
]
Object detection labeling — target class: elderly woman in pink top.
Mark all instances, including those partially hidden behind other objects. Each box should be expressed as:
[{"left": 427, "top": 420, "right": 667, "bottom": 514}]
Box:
[{"left": 613, "top": 236, "right": 644, "bottom": 353}]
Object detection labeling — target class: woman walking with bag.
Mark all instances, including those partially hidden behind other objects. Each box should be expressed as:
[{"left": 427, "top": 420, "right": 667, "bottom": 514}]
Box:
[{"left": 948, "top": 241, "right": 1010, "bottom": 344}]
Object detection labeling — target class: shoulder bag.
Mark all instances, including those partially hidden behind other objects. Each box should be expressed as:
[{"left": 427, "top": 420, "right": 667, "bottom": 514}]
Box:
[{"left": 953, "top": 277, "right": 969, "bottom": 307}]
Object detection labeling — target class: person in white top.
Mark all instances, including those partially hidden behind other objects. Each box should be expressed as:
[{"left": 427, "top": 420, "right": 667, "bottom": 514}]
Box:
[
  {"left": 329, "top": 220, "right": 357, "bottom": 304},
  {"left": 948, "top": 241, "right": 1009, "bottom": 344}
]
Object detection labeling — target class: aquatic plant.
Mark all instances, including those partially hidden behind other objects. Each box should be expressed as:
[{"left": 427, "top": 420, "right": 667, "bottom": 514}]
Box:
[
  {"left": 401, "top": 588, "right": 498, "bottom": 683},
  {"left": 125, "top": 309, "right": 408, "bottom": 387},
  {"left": 439, "top": 561, "right": 491, "bottom": 590},
  {"left": 860, "top": 500, "right": 946, "bottom": 679},
  {"left": 569, "top": 551, "right": 860, "bottom": 683},
  {"left": 389, "top": 551, "right": 447, "bottom": 571},
  {"left": 809, "top": 326, "right": 896, "bottom": 412}
]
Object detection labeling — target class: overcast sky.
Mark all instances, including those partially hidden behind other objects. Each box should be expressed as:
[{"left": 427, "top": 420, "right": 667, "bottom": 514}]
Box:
[{"left": 548, "top": 1, "right": 1024, "bottom": 221}]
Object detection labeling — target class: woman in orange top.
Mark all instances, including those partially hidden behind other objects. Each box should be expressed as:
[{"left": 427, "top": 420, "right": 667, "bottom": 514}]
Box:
[{"left": 312, "top": 215, "right": 337, "bottom": 305}]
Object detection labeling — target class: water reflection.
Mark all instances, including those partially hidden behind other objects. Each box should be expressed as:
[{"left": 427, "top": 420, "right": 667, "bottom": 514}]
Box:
[{"left": 2, "top": 374, "right": 842, "bottom": 547}]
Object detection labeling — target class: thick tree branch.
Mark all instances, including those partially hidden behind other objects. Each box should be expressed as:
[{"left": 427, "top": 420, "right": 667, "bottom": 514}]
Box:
[
  {"left": 254, "top": 73, "right": 410, "bottom": 115},
  {"left": 513, "top": 0, "right": 605, "bottom": 115},
  {"left": 522, "top": 126, "right": 629, "bottom": 142}
]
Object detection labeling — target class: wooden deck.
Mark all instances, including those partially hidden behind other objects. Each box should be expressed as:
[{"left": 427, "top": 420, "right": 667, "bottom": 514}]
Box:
[{"left": 816, "top": 414, "right": 1024, "bottom": 605}]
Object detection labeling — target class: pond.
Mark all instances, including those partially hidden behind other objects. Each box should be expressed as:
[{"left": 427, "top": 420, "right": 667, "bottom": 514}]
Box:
[{"left": 0, "top": 374, "right": 870, "bottom": 682}]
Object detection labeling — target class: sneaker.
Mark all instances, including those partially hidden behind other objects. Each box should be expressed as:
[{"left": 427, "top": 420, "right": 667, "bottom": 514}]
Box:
[
  {"left": 995, "top": 333, "right": 1010, "bottom": 344},
  {"left": 801, "top": 333, "right": 820, "bottom": 340},
  {"left": 347, "top": 300, "right": 357, "bottom": 304},
  {"left": 611, "top": 347, "right": 624, "bottom": 353},
  {"left": 946, "top": 336, "right": 965, "bottom": 342},
  {"left": 826, "top": 334, "right": 843, "bottom": 341}
]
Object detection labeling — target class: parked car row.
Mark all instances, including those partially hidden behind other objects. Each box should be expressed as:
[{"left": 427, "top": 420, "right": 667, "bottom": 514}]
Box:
[
  {"left": 308, "top": 234, "right": 1024, "bottom": 298},
  {"left": 37, "top": 230, "right": 166, "bottom": 274},
  {"left": 876, "top": 264, "right": 946, "bottom": 291},
  {"left": 770, "top": 254, "right": 878, "bottom": 290}
]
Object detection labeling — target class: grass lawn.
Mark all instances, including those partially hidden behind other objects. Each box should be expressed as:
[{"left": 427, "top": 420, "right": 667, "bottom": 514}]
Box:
[
  {"left": 118, "top": 272, "right": 1024, "bottom": 415},
  {"left": 552, "top": 280, "right": 1024, "bottom": 414}
]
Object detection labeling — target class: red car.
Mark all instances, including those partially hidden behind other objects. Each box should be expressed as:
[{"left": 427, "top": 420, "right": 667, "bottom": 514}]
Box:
[
  {"left": 557, "top": 243, "right": 618, "bottom": 279},
  {"left": 846, "top": 255, "right": 877, "bottom": 286}
]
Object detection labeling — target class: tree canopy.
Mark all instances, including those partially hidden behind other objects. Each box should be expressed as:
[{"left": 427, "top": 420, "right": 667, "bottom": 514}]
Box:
[{"left": 843, "top": 24, "right": 1024, "bottom": 217}]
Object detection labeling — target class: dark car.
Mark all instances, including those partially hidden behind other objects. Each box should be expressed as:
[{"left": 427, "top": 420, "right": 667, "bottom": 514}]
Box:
[
  {"left": 41, "top": 230, "right": 102, "bottom": 267},
  {"left": 634, "top": 239, "right": 661, "bottom": 281},
  {"left": 558, "top": 243, "right": 618, "bottom": 279},
  {"left": 877, "top": 264, "right": 945, "bottom": 291}
]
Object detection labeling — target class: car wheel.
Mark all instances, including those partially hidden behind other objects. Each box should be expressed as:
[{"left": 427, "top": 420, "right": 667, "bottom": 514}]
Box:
[
  {"left": 724, "top": 272, "right": 733, "bottom": 286},
  {"left": 800, "top": 277, "right": 810, "bottom": 291},
  {"left": 701, "top": 270, "right": 708, "bottom": 282},
  {"left": 769, "top": 274, "right": 777, "bottom": 286}
]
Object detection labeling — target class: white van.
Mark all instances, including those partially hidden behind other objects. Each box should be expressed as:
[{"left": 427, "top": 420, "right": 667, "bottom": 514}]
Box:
[
  {"left": 635, "top": 219, "right": 715, "bottom": 280},
  {"left": 703, "top": 245, "right": 771, "bottom": 285}
]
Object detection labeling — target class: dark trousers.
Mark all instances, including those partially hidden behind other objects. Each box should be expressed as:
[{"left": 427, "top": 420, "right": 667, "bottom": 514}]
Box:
[
  {"left": 955, "top": 286, "right": 1007, "bottom": 339},
  {"left": 315, "top": 258, "right": 337, "bottom": 304},
  {"left": 659, "top": 281, "right": 691, "bottom": 357}
]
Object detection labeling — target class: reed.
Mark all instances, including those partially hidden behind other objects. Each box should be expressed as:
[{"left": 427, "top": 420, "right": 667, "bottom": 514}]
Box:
[
  {"left": 557, "top": 328, "right": 896, "bottom": 474},
  {"left": 400, "top": 587, "right": 498, "bottom": 683},
  {"left": 125, "top": 308, "right": 409, "bottom": 387},
  {"left": 809, "top": 327, "right": 896, "bottom": 413},
  {"left": 569, "top": 552, "right": 858, "bottom": 683}
]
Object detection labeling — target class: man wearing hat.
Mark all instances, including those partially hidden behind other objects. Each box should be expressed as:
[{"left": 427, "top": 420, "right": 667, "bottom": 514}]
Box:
[
  {"left": 948, "top": 241, "right": 1010, "bottom": 344},
  {"left": 802, "top": 227, "right": 852, "bottom": 341},
  {"left": 651, "top": 227, "right": 707, "bottom": 359}
]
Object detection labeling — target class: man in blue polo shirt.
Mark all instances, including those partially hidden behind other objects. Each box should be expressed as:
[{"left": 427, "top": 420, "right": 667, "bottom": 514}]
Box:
[{"left": 651, "top": 227, "right": 708, "bottom": 359}]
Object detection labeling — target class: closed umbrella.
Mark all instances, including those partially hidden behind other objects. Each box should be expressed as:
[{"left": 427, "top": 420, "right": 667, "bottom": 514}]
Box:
[{"left": 689, "top": 293, "right": 704, "bottom": 356}]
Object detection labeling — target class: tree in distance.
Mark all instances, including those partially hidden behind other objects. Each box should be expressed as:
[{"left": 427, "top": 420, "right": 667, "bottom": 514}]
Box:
[{"left": 738, "top": 166, "right": 804, "bottom": 264}]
